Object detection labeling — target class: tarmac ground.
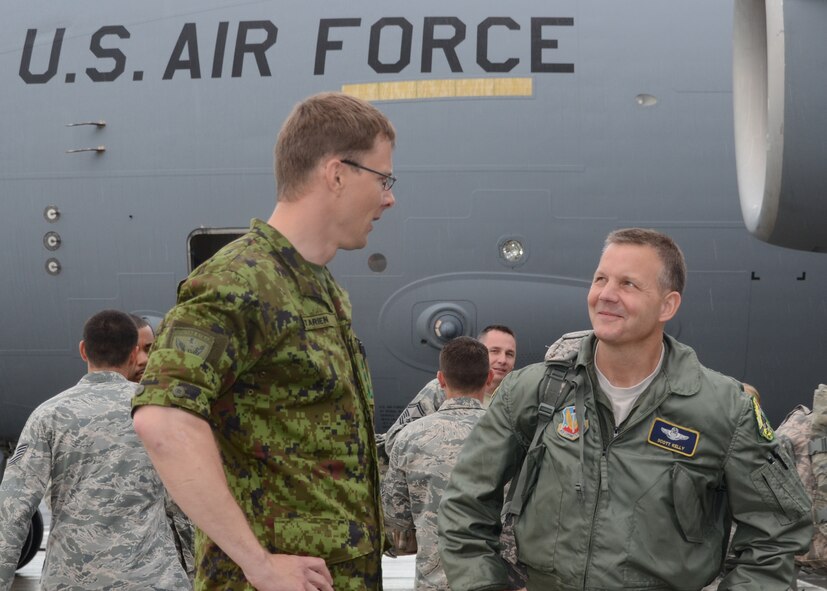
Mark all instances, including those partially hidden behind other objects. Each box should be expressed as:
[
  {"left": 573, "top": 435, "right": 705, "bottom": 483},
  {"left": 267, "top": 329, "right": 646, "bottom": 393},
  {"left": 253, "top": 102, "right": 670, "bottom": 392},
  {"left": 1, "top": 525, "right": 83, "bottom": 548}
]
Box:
[{"left": 11, "top": 506, "right": 827, "bottom": 590}]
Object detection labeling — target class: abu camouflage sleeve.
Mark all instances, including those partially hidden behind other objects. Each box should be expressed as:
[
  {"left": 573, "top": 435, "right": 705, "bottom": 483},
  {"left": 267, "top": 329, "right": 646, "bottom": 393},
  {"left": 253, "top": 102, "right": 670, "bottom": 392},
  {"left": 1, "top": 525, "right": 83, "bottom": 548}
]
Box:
[
  {"left": 384, "top": 379, "right": 445, "bottom": 456},
  {"left": 382, "top": 438, "right": 417, "bottom": 555},
  {"left": 0, "top": 412, "right": 51, "bottom": 588}
]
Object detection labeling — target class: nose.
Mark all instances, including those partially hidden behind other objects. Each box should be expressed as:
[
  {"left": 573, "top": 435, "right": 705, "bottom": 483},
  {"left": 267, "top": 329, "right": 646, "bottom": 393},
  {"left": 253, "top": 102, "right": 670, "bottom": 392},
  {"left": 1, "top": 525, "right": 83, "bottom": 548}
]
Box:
[
  {"left": 598, "top": 280, "right": 619, "bottom": 301},
  {"left": 383, "top": 189, "right": 396, "bottom": 208}
]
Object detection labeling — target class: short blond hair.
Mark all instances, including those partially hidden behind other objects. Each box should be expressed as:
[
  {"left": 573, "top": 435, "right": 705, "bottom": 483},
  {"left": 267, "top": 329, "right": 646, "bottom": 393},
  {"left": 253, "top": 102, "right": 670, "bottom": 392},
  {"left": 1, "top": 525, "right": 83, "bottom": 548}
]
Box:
[
  {"left": 274, "top": 92, "right": 396, "bottom": 200},
  {"left": 605, "top": 228, "right": 687, "bottom": 295}
]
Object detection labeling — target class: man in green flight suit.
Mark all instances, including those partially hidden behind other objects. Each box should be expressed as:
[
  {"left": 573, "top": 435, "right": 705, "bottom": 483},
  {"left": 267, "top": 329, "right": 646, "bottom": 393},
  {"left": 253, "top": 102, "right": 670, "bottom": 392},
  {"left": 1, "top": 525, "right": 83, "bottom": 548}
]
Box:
[
  {"left": 133, "top": 92, "right": 397, "bottom": 591},
  {"left": 438, "top": 228, "right": 812, "bottom": 591}
]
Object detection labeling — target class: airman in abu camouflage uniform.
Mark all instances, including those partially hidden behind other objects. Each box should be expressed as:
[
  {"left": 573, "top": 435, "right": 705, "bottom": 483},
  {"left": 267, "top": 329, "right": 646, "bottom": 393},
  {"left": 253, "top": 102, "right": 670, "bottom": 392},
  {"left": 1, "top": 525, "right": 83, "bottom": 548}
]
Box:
[
  {"left": 0, "top": 309, "right": 189, "bottom": 590},
  {"left": 775, "top": 384, "right": 827, "bottom": 574},
  {"left": 383, "top": 337, "right": 523, "bottom": 591},
  {"left": 382, "top": 326, "right": 518, "bottom": 457},
  {"left": 133, "top": 92, "right": 397, "bottom": 591}
]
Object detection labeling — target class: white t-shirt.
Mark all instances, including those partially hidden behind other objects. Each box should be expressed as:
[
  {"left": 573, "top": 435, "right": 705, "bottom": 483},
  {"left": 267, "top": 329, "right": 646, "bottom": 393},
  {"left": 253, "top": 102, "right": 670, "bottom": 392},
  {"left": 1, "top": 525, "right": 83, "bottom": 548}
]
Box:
[{"left": 595, "top": 344, "right": 665, "bottom": 427}]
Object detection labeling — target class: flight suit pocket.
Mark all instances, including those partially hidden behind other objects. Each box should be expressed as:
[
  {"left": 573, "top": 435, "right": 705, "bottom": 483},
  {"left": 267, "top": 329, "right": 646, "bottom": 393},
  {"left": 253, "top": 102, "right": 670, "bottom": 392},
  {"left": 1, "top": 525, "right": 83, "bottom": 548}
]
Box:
[
  {"left": 272, "top": 517, "right": 376, "bottom": 565},
  {"left": 673, "top": 463, "right": 705, "bottom": 543},
  {"left": 514, "top": 445, "right": 563, "bottom": 573},
  {"left": 509, "top": 444, "right": 546, "bottom": 515},
  {"left": 751, "top": 458, "right": 809, "bottom": 526},
  {"left": 624, "top": 466, "right": 723, "bottom": 587}
]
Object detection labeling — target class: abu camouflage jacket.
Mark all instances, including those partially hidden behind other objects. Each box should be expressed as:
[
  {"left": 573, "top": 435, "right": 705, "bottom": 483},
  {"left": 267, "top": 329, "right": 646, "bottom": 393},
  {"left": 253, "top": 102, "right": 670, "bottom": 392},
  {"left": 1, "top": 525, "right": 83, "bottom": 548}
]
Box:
[
  {"left": 383, "top": 397, "right": 485, "bottom": 591},
  {"left": 0, "top": 372, "right": 189, "bottom": 590}
]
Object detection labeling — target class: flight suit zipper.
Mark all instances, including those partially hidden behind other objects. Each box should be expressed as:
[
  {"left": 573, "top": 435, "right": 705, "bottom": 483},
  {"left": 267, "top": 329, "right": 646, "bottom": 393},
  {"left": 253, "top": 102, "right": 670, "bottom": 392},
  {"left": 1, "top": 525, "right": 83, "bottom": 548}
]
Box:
[
  {"left": 582, "top": 369, "right": 605, "bottom": 590},
  {"left": 582, "top": 370, "right": 674, "bottom": 589}
]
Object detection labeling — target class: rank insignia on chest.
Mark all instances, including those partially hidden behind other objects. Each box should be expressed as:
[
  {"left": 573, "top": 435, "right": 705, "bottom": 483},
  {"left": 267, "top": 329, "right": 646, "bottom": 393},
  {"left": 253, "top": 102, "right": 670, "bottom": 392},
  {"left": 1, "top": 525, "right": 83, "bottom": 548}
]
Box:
[
  {"left": 556, "top": 405, "right": 589, "bottom": 441},
  {"left": 647, "top": 418, "right": 699, "bottom": 457}
]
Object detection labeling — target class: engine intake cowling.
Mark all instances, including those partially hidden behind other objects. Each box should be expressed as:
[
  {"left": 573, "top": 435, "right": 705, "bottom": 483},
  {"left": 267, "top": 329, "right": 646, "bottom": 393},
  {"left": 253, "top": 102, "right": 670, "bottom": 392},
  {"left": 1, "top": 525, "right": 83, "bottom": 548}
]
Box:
[{"left": 733, "top": 0, "right": 827, "bottom": 252}]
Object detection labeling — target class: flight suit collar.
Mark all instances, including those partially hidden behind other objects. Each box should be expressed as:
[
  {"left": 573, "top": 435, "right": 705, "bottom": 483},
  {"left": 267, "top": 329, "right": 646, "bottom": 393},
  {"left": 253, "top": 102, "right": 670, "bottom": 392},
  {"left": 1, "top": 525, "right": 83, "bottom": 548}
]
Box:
[
  {"left": 575, "top": 332, "right": 703, "bottom": 398},
  {"left": 577, "top": 333, "right": 703, "bottom": 436}
]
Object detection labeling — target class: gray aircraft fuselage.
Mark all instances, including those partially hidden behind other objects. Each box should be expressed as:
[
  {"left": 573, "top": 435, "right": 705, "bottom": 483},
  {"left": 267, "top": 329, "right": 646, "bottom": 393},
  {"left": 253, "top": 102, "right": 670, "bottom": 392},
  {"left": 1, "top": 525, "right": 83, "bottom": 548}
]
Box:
[{"left": 2, "top": 0, "right": 826, "bottom": 455}]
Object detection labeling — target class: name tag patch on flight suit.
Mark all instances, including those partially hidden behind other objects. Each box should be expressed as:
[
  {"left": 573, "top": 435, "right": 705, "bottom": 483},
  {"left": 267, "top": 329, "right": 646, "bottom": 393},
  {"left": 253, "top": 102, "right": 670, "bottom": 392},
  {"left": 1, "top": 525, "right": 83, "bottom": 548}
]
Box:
[
  {"left": 302, "top": 314, "right": 336, "bottom": 331},
  {"left": 751, "top": 396, "right": 775, "bottom": 441},
  {"left": 647, "top": 418, "right": 699, "bottom": 457},
  {"left": 556, "top": 405, "right": 589, "bottom": 441}
]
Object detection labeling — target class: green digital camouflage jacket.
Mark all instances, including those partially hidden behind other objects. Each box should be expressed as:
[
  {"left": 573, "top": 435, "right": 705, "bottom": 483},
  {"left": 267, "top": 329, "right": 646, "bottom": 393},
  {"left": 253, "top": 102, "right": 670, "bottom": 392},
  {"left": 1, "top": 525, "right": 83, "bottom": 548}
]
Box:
[
  {"left": 439, "top": 331, "right": 812, "bottom": 591},
  {"left": 133, "top": 219, "right": 383, "bottom": 590}
]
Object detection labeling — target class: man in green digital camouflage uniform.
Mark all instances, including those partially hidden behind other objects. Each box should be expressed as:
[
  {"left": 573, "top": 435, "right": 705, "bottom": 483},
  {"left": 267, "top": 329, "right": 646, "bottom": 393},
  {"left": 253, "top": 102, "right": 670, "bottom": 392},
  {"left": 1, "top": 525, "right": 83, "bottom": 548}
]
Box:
[
  {"left": 439, "top": 228, "right": 812, "bottom": 591},
  {"left": 133, "top": 92, "right": 397, "bottom": 591}
]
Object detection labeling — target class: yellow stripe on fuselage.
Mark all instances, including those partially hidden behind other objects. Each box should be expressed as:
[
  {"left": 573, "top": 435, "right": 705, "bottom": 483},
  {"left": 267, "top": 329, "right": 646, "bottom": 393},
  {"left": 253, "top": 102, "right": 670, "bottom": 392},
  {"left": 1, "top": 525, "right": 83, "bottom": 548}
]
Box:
[{"left": 342, "top": 77, "right": 533, "bottom": 101}]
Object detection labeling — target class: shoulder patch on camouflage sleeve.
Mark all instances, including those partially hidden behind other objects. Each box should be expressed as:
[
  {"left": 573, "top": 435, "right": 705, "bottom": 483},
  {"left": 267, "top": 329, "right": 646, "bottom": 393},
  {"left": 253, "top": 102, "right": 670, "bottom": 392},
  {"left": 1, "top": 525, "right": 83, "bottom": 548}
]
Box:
[
  {"left": 168, "top": 327, "right": 216, "bottom": 361},
  {"left": 9, "top": 442, "right": 29, "bottom": 465}
]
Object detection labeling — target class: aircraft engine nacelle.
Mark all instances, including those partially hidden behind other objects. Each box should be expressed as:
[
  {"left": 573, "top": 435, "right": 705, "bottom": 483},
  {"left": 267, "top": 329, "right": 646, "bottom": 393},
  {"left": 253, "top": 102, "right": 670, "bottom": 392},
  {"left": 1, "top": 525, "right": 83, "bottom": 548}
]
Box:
[{"left": 733, "top": 0, "right": 827, "bottom": 252}]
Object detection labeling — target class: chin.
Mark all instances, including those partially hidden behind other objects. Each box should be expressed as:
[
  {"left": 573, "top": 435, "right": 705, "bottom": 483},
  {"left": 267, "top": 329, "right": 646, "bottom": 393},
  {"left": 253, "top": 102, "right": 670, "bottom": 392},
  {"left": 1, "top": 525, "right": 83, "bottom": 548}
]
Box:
[
  {"left": 591, "top": 328, "right": 616, "bottom": 343},
  {"left": 342, "top": 240, "right": 368, "bottom": 251}
]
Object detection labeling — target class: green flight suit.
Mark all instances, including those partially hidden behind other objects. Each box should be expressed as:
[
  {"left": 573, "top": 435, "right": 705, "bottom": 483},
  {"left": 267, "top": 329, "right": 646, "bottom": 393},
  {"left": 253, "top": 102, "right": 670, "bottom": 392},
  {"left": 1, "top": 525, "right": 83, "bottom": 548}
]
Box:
[{"left": 439, "top": 331, "right": 812, "bottom": 591}]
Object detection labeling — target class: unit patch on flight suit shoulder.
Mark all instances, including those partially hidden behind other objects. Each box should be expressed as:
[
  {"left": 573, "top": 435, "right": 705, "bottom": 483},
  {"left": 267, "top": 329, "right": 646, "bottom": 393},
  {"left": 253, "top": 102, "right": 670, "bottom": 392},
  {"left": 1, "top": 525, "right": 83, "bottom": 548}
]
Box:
[
  {"left": 751, "top": 396, "right": 775, "bottom": 441},
  {"left": 647, "top": 418, "right": 699, "bottom": 457},
  {"left": 556, "top": 405, "right": 589, "bottom": 441}
]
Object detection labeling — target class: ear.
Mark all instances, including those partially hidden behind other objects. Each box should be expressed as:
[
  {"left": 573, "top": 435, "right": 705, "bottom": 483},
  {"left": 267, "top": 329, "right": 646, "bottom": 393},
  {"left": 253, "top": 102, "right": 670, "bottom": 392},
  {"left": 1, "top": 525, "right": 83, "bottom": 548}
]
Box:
[
  {"left": 79, "top": 340, "right": 88, "bottom": 362},
  {"left": 322, "top": 157, "right": 345, "bottom": 193},
  {"left": 659, "top": 291, "right": 681, "bottom": 323},
  {"left": 436, "top": 370, "right": 447, "bottom": 389},
  {"left": 485, "top": 369, "right": 494, "bottom": 387}
]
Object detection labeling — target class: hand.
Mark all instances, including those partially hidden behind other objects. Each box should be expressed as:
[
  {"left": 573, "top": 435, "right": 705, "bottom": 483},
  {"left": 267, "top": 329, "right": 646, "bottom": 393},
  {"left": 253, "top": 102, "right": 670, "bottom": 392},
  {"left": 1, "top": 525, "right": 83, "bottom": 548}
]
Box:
[{"left": 244, "top": 553, "right": 334, "bottom": 591}]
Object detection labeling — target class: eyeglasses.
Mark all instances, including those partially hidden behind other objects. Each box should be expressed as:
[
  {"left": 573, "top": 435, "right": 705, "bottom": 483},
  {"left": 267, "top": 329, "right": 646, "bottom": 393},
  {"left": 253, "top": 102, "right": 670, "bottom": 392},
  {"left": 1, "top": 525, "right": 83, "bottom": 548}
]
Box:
[{"left": 341, "top": 159, "right": 396, "bottom": 191}]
